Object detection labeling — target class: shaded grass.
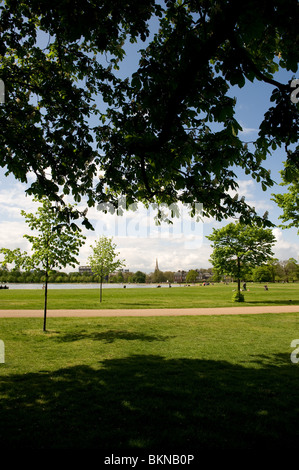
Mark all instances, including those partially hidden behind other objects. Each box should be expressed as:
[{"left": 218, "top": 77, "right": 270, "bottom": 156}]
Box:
[
  {"left": 1, "top": 313, "right": 299, "bottom": 449},
  {"left": 0, "top": 282, "right": 298, "bottom": 310}
]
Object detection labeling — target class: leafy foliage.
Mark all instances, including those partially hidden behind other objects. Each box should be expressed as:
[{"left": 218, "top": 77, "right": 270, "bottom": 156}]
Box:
[
  {"left": 20, "top": 198, "right": 86, "bottom": 272},
  {"left": 0, "top": 197, "right": 86, "bottom": 329},
  {"left": 88, "top": 235, "right": 125, "bottom": 301},
  {"left": 207, "top": 222, "right": 276, "bottom": 296},
  {"left": 232, "top": 291, "right": 245, "bottom": 303},
  {"left": 272, "top": 163, "right": 299, "bottom": 233},
  {"left": 132, "top": 270, "right": 146, "bottom": 283},
  {"left": 186, "top": 269, "right": 198, "bottom": 283},
  {"left": 0, "top": 0, "right": 298, "bottom": 227}
]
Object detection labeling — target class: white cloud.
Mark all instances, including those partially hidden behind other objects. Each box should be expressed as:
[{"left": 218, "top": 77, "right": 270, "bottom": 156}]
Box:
[
  {"left": 228, "top": 179, "right": 272, "bottom": 213},
  {"left": 272, "top": 228, "right": 299, "bottom": 262},
  {"left": 0, "top": 183, "right": 35, "bottom": 219},
  {"left": 1, "top": 175, "right": 297, "bottom": 275},
  {"left": 79, "top": 206, "right": 208, "bottom": 273},
  {"left": 0, "top": 221, "right": 31, "bottom": 251},
  {"left": 239, "top": 126, "right": 258, "bottom": 136}
]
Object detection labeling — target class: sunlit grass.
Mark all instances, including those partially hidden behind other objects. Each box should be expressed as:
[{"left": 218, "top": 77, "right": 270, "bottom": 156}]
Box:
[
  {"left": 0, "top": 313, "right": 299, "bottom": 449},
  {"left": 0, "top": 282, "right": 298, "bottom": 310}
]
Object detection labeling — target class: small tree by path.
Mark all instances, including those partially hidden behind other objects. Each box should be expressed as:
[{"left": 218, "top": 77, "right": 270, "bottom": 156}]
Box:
[
  {"left": 88, "top": 236, "right": 125, "bottom": 302},
  {"left": 0, "top": 197, "right": 86, "bottom": 331},
  {"left": 207, "top": 222, "right": 276, "bottom": 301}
]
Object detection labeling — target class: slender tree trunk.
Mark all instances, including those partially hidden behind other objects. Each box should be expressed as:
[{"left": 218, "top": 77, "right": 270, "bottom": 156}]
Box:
[
  {"left": 43, "top": 268, "right": 48, "bottom": 332},
  {"left": 100, "top": 275, "right": 103, "bottom": 302},
  {"left": 237, "top": 257, "right": 241, "bottom": 298}
]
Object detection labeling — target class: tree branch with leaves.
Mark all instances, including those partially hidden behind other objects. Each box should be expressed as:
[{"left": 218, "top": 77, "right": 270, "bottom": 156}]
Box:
[
  {"left": 272, "top": 163, "right": 299, "bottom": 234},
  {"left": 0, "top": 0, "right": 297, "bottom": 227}
]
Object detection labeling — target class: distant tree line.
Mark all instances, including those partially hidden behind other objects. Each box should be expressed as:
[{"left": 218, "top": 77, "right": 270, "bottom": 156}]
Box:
[
  {"left": 0, "top": 268, "right": 174, "bottom": 284},
  {"left": 0, "top": 268, "right": 90, "bottom": 284},
  {"left": 1, "top": 259, "right": 298, "bottom": 284},
  {"left": 251, "top": 258, "right": 299, "bottom": 283},
  {"left": 212, "top": 258, "right": 299, "bottom": 284}
]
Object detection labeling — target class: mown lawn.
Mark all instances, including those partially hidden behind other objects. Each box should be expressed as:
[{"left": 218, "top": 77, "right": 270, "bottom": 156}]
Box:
[
  {"left": 1, "top": 312, "right": 299, "bottom": 449},
  {"left": 0, "top": 282, "right": 298, "bottom": 309}
]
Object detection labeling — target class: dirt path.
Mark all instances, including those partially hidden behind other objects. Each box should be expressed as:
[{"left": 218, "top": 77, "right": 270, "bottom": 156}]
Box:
[{"left": 0, "top": 305, "right": 298, "bottom": 317}]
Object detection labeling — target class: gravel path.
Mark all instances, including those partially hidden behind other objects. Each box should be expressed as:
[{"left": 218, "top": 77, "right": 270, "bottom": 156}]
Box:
[{"left": 0, "top": 305, "right": 298, "bottom": 317}]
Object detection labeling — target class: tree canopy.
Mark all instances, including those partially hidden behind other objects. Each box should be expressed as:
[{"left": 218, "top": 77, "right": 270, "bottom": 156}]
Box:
[
  {"left": 88, "top": 235, "right": 125, "bottom": 301},
  {"left": 0, "top": 0, "right": 298, "bottom": 227},
  {"left": 207, "top": 221, "right": 276, "bottom": 298},
  {"left": 272, "top": 162, "right": 299, "bottom": 233},
  {"left": 186, "top": 269, "right": 198, "bottom": 283},
  {"left": 0, "top": 197, "right": 86, "bottom": 329}
]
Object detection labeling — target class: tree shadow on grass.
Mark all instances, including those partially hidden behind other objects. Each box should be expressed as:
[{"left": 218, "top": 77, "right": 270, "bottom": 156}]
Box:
[
  {"left": 52, "top": 329, "right": 174, "bottom": 344},
  {"left": 244, "top": 300, "right": 299, "bottom": 306},
  {"left": 0, "top": 354, "right": 299, "bottom": 450}
]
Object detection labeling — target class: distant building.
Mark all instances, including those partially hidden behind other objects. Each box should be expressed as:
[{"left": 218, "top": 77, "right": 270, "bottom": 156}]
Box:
[
  {"left": 111, "top": 268, "right": 130, "bottom": 276},
  {"left": 174, "top": 270, "right": 187, "bottom": 283},
  {"left": 174, "top": 269, "right": 212, "bottom": 283},
  {"left": 79, "top": 266, "right": 93, "bottom": 274}
]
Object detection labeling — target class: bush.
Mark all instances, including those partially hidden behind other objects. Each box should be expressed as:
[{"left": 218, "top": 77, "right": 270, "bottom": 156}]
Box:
[{"left": 232, "top": 291, "right": 245, "bottom": 302}]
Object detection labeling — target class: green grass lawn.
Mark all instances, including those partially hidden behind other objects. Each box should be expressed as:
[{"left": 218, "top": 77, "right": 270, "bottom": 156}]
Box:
[
  {"left": 0, "top": 282, "right": 298, "bottom": 309},
  {"left": 1, "top": 312, "right": 299, "bottom": 449}
]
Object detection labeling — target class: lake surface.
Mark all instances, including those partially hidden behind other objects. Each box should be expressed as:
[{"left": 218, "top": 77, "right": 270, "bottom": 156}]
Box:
[{"left": 3, "top": 283, "right": 179, "bottom": 290}]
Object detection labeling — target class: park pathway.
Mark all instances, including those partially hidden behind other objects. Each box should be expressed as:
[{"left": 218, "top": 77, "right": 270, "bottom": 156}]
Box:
[{"left": 0, "top": 305, "right": 298, "bottom": 317}]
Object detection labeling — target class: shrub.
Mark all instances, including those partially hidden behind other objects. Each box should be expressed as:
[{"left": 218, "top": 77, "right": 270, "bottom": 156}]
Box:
[{"left": 232, "top": 291, "right": 245, "bottom": 302}]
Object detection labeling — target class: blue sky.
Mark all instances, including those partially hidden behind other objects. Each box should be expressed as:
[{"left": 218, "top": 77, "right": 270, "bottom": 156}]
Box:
[{"left": 0, "top": 29, "right": 298, "bottom": 274}]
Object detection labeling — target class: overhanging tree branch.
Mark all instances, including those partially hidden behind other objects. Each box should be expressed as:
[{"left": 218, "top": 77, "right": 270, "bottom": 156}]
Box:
[{"left": 230, "top": 35, "right": 289, "bottom": 92}]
